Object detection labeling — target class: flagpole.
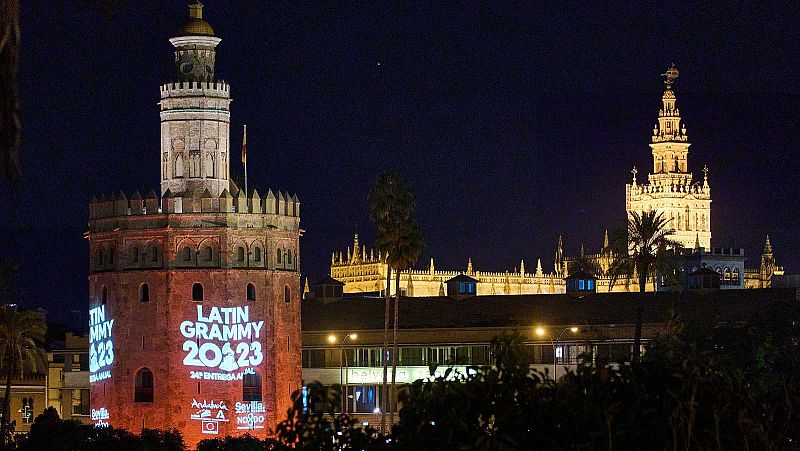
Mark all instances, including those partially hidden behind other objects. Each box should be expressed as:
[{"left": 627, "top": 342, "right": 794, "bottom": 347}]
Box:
[{"left": 243, "top": 124, "right": 248, "bottom": 204}]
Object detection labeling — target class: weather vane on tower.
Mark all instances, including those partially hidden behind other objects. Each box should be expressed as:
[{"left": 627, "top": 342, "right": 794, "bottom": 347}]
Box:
[{"left": 662, "top": 63, "right": 679, "bottom": 89}]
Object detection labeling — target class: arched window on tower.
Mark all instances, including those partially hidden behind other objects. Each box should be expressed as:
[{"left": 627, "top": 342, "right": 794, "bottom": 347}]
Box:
[
  {"left": 732, "top": 267, "right": 740, "bottom": 285},
  {"left": 206, "top": 154, "right": 214, "bottom": 178},
  {"left": 101, "top": 286, "right": 108, "bottom": 305},
  {"left": 276, "top": 249, "right": 282, "bottom": 267},
  {"left": 723, "top": 268, "right": 732, "bottom": 285},
  {"left": 246, "top": 283, "right": 256, "bottom": 302},
  {"left": 236, "top": 246, "right": 245, "bottom": 262},
  {"left": 134, "top": 368, "right": 154, "bottom": 402},
  {"left": 284, "top": 286, "right": 291, "bottom": 304},
  {"left": 96, "top": 248, "right": 104, "bottom": 268},
  {"left": 175, "top": 155, "right": 184, "bottom": 177},
  {"left": 192, "top": 283, "right": 204, "bottom": 302},
  {"left": 243, "top": 371, "right": 261, "bottom": 402},
  {"left": 139, "top": 283, "right": 150, "bottom": 302},
  {"left": 181, "top": 246, "right": 192, "bottom": 262},
  {"left": 107, "top": 247, "right": 115, "bottom": 265},
  {"left": 287, "top": 249, "right": 293, "bottom": 266},
  {"left": 254, "top": 247, "right": 261, "bottom": 262},
  {"left": 150, "top": 246, "right": 159, "bottom": 262},
  {"left": 129, "top": 246, "right": 139, "bottom": 264},
  {"left": 200, "top": 246, "right": 213, "bottom": 262}
]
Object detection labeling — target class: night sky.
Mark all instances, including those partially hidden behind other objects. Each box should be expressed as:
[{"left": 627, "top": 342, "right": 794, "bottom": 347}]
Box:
[{"left": 1, "top": 2, "right": 798, "bottom": 328}]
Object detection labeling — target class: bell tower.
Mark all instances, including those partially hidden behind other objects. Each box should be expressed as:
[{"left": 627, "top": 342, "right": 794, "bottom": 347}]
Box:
[
  {"left": 626, "top": 65, "right": 712, "bottom": 249},
  {"left": 160, "top": 2, "right": 231, "bottom": 197}
]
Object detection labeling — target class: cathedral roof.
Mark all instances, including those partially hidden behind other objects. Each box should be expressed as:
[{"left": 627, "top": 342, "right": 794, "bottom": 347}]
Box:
[{"left": 176, "top": 2, "right": 215, "bottom": 37}]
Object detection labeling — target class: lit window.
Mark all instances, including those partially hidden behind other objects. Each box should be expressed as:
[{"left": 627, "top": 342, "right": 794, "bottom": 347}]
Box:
[
  {"left": 134, "top": 368, "right": 154, "bottom": 403},
  {"left": 587, "top": 279, "right": 594, "bottom": 290},
  {"left": 579, "top": 279, "right": 585, "bottom": 290},
  {"left": 192, "top": 283, "right": 204, "bottom": 302},
  {"left": 467, "top": 283, "right": 475, "bottom": 294},
  {"left": 459, "top": 282, "right": 466, "bottom": 294}
]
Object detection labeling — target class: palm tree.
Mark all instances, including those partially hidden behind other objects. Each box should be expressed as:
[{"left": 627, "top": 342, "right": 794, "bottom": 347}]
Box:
[
  {"left": 0, "top": 306, "right": 45, "bottom": 442},
  {"left": 379, "top": 219, "right": 424, "bottom": 426},
  {"left": 369, "top": 172, "right": 414, "bottom": 432},
  {"left": 606, "top": 211, "right": 682, "bottom": 363}
]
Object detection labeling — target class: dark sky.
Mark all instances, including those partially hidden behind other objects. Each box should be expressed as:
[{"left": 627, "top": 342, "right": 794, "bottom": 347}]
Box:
[{"left": 1, "top": 1, "right": 799, "bottom": 327}]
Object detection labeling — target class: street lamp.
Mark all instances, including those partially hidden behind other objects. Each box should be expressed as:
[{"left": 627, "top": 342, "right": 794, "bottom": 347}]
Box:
[
  {"left": 330, "top": 333, "right": 358, "bottom": 412},
  {"left": 535, "top": 326, "right": 579, "bottom": 379}
]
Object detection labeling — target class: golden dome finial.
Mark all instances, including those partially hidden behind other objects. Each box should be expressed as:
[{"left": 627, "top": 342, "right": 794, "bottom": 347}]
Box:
[
  {"left": 176, "top": 1, "right": 215, "bottom": 37},
  {"left": 189, "top": 2, "right": 203, "bottom": 20}
]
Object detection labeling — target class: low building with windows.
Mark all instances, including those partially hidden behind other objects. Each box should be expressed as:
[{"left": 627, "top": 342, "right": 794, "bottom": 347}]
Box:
[
  {"left": 46, "top": 332, "right": 91, "bottom": 424},
  {"left": 301, "top": 289, "right": 795, "bottom": 429}
]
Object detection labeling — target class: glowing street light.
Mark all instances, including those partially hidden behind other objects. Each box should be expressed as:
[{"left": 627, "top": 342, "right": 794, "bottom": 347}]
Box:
[
  {"left": 329, "top": 332, "right": 358, "bottom": 412},
  {"left": 534, "top": 326, "right": 580, "bottom": 379}
]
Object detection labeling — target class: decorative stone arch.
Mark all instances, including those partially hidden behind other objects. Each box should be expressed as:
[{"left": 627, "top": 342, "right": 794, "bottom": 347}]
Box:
[
  {"left": 249, "top": 238, "right": 266, "bottom": 268},
  {"left": 230, "top": 238, "right": 249, "bottom": 268},
  {"left": 197, "top": 237, "right": 220, "bottom": 267},
  {"left": 125, "top": 243, "right": 142, "bottom": 268},
  {"left": 173, "top": 139, "right": 186, "bottom": 178},
  {"left": 143, "top": 239, "right": 163, "bottom": 267},
  {"left": 175, "top": 237, "right": 198, "bottom": 266}
]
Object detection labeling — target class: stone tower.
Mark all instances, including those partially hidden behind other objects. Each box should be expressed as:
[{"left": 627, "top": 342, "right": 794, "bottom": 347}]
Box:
[
  {"left": 160, "top": 2, "right": 231, "bottom": 197},
  {"left": 88, "top": 4, "right": 301, "bottom": 447},
  {"left": 626, "top": 65, "right": 712, "bottom": 249}
]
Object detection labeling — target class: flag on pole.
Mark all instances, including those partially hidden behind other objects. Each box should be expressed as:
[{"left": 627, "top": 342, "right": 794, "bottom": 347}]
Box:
[{"left": 241, "top": 125, "right": 247, "bottom": 164}]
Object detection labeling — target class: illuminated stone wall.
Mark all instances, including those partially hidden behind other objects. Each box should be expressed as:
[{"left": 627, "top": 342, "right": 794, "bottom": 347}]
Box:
[{"left": 87, "top": 206, "right": 301, "bottom": 446}]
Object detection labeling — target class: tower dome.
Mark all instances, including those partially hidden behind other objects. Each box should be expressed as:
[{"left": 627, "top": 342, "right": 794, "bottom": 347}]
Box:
[{"left": 176, "top": 2, "right": 214, "bottom": 37}]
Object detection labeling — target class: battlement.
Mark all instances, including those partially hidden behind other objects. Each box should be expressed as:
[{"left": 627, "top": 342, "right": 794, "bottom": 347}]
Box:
[
  {"left": 160, "top": 81, "right": 230, "bottom": 98},
  {"left": 89, "top": 188, "right": 299, "bottom": 219}
]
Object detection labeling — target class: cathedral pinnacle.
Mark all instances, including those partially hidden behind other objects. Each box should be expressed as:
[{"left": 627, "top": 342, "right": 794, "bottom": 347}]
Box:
[
  {"left": 467, "top": 258, "right": 473, "bottom": 275},
  {"left": 764, "top": 235, "right": 772, "bottom": 255}
]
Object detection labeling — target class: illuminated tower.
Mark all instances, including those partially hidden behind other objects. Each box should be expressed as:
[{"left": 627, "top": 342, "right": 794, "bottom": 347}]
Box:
[
  {"left": 160, "top": 1, "right": 230, "bottom": 197},
  {"left": 626, "top": 65, "right": 712, "bottom": 249},
  {"left": 87, "top": 4, "right": 301, "bottom": 447}
]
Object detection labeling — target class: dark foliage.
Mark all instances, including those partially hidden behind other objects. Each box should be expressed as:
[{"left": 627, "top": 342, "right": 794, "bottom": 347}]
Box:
[{"left": 196, "top": 434, "right": 280, "bottom": 451}]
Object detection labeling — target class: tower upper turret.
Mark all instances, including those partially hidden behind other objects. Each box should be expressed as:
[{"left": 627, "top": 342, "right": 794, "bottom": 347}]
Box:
[
  {"left": 649, "top": 64, "right": 690, "bottom": 177},
  {"left": 160, "top": 2, "right": 231, "bottom": 197},
  {"left": 171, "top": 2, "right": 219, "bottom": 83}
]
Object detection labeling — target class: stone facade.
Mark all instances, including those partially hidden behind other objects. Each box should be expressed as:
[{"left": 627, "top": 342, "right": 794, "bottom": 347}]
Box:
[
  {"left": 87, "top": 4, "right": 301, "bottom": 447},
  {"left": 626, "top": 65, "right": 712, "bottom": 249}
]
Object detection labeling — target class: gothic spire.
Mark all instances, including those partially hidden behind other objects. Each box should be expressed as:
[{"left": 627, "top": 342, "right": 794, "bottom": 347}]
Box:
[
  {"left": 764, "top": 235, "right": 773, "bottom": 255},
  {"left": 467, "top": 258, "right": 473, "bottom": 275}
]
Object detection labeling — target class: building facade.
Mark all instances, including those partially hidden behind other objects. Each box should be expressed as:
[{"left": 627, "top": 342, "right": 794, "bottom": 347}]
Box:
[
  {"left": 331, "top": 67, "right": 778, "bottom": 296},
  {"left": 87, "top": 4, "right": 301, "bottom": 446},
  {"left": 300, "top": 289, "right": 796, "bottom": 430},
  {"left": 46, "top": 332, "right": 91, "bottom": 425}
]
